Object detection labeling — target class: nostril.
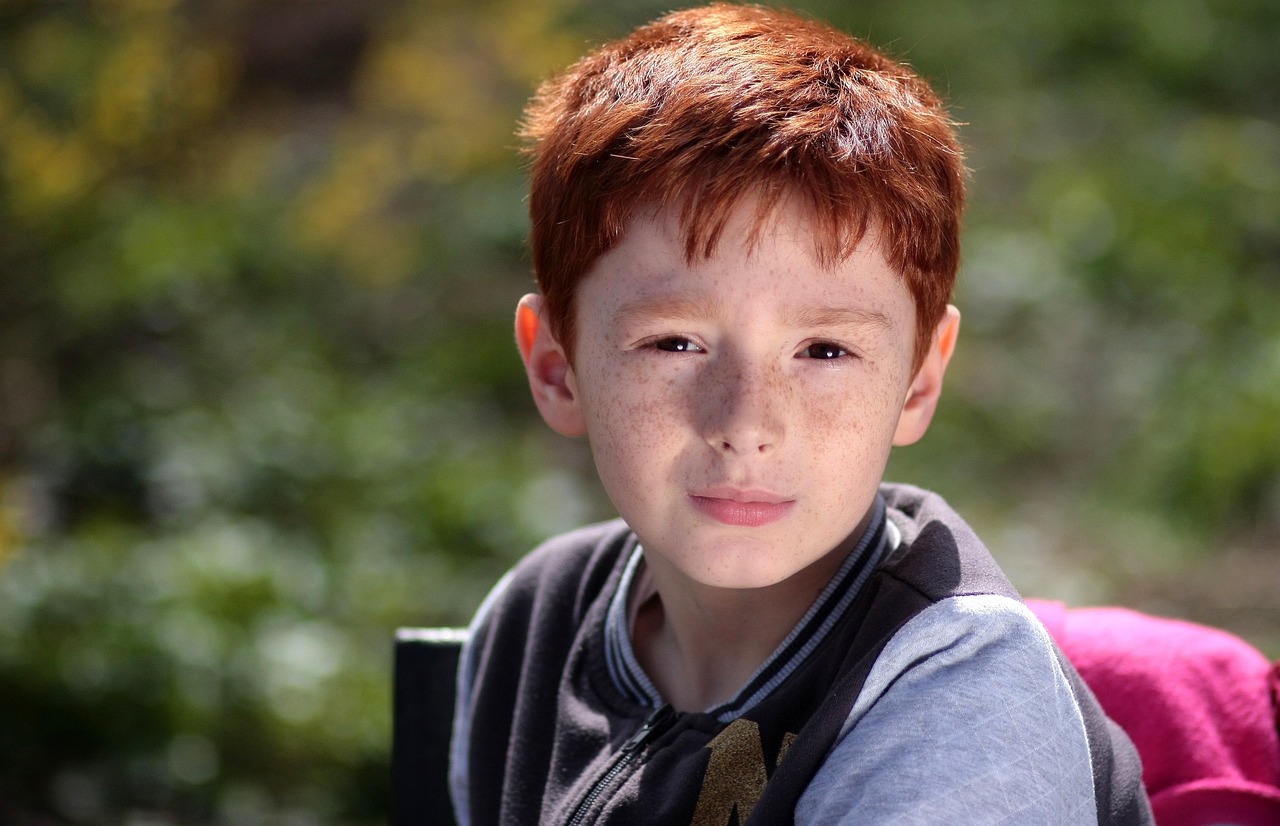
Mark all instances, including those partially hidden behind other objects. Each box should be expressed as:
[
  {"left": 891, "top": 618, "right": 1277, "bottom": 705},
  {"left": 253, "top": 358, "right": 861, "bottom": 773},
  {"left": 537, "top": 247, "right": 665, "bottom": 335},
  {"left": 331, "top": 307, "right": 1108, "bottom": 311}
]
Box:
[{"left": 716, "top": 439, "right": 773, "bottom": 454}]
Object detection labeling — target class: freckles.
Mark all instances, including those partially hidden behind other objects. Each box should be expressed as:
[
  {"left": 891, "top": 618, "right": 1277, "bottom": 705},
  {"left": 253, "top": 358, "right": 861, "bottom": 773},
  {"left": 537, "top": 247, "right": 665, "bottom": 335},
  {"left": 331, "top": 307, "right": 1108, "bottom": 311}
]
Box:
[
  {"left": 795, "top": 373, "right": 898, "bottom": 456},
  {"left": 592, "top": 364, "right": 684, "bottom": 467}
]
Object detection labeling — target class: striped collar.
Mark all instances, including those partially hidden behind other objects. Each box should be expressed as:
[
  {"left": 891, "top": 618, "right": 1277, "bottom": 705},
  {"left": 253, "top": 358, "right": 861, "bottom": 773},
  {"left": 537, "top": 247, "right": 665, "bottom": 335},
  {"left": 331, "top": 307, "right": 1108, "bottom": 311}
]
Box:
[{"left": 603, "top": 496, "right": 894, "bottom": 722}]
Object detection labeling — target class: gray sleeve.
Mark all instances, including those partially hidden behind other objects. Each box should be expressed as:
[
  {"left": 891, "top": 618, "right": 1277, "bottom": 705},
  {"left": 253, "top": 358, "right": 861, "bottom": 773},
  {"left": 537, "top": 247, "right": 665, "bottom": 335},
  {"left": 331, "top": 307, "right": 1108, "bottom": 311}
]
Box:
[
  {"left": 448, "top": 570, "right": 515, "bottom": 826},
  {"left": 796, "top": 594, "right": 1098, "bottom": 824}
]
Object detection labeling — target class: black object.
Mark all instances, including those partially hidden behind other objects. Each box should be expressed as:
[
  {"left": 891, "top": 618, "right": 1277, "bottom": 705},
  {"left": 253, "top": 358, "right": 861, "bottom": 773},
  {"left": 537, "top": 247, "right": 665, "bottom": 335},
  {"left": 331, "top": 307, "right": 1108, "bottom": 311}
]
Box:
[{"left": 392, "top": 628, "right": 467, "bottom": 826}]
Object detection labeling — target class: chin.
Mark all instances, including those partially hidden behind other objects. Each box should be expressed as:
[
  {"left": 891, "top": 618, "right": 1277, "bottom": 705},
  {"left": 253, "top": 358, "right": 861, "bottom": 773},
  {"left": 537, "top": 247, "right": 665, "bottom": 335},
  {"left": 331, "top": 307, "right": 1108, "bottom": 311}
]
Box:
[
  {"left": 684, "top": 550, "right": 802, "bottom": 592},
  {"left": 709, "top": 573, "right": 795, "bottom": 591}
]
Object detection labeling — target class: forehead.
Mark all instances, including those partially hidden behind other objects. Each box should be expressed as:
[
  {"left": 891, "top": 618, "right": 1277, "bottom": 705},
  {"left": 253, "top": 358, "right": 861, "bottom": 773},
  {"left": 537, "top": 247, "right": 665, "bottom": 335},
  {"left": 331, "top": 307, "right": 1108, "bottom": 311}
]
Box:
[{"left": 578, "top": 200, "right": 915, "bottom": 328}]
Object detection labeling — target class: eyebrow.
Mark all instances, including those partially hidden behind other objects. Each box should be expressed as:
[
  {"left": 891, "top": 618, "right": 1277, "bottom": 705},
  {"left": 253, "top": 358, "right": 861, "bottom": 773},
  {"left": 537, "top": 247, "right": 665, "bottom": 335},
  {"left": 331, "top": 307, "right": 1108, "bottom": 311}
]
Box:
[
  {"left": 613, "top": 296, "right": 722, "bottom": 326},
  {"left": 786, "top": 306, "right": 894, "bottom": 332},
  {"left": 613, "top": 298, "right": 893, "bottom": 332}
]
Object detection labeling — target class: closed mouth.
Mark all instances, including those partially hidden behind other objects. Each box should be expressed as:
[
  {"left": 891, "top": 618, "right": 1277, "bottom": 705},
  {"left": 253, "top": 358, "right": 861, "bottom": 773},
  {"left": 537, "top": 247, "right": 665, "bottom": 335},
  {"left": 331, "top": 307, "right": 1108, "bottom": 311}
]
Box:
[{"left": 688, "top": 489, "right": 795, "bottom": 527}]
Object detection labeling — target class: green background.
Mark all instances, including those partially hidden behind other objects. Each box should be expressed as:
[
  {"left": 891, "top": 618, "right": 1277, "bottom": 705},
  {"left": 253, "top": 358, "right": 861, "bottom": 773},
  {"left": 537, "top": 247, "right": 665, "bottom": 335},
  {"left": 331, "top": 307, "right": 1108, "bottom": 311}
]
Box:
[{"left": 1, "top": 0, "right": 1276, "bottom": 821}]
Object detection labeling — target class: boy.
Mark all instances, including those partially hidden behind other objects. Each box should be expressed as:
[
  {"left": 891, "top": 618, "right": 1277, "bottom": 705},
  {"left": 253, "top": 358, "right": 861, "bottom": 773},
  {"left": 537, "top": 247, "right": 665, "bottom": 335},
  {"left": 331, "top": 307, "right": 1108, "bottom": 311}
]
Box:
[{"left": 450, "top": 4, "right": 1153, "bottom": 823}]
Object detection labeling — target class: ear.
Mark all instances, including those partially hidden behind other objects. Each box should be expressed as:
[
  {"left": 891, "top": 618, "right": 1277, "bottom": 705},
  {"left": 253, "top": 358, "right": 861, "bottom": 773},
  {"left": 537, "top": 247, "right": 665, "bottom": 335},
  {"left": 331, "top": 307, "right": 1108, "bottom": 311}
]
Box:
[
  {"left": 515, "top": 294, "right": 586, "bottom": 437},
  {"left": 893, "top": 305, "right": 960, "bottom": 446}
]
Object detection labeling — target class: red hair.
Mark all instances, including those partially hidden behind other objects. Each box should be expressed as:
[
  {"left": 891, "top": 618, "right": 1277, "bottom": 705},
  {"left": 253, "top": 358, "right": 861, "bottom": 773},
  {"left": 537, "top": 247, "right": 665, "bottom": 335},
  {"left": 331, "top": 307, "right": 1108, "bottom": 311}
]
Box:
[{"left": 521, "top": 3, "right": 966, "bottom": 369}]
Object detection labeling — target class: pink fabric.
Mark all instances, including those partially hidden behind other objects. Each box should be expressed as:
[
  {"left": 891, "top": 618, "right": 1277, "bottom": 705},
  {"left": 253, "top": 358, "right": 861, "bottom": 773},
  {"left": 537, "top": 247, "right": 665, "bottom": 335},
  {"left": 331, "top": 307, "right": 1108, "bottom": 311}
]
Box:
[{"left": 1027, "top": 599, "right": 1280, "bottom": 826}]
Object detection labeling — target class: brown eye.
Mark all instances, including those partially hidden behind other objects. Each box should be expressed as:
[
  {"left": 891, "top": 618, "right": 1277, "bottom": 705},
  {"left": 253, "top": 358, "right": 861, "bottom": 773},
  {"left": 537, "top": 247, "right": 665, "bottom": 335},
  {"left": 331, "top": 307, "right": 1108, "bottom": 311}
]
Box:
[
  {"left": 654, "top": 337, "right": 702, "bottom": 353},
  {"left": 803, "top": 342, "right": 847, "bottom": 360}
]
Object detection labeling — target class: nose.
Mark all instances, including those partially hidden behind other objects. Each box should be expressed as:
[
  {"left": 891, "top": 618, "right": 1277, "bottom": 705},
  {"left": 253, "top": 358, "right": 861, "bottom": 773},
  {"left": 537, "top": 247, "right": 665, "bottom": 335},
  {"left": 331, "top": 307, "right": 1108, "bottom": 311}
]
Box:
[{"left": 698, "top": 355, "right": 786, "bottom": 456}]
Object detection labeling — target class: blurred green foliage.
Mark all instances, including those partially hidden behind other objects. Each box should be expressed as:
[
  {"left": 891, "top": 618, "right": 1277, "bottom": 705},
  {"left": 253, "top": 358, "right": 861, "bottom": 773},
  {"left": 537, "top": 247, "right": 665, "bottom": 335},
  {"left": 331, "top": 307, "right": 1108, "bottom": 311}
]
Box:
[{"left": 0, "top": 0, "right": 1276, "bottom": 822}]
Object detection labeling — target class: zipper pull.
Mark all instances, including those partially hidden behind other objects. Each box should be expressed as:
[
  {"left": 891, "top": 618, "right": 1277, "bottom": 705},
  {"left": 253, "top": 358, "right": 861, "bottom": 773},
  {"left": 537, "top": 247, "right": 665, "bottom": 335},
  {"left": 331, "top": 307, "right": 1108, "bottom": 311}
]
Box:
[{"left": 621, "top": 704, "right": 676, "bottom": 754}]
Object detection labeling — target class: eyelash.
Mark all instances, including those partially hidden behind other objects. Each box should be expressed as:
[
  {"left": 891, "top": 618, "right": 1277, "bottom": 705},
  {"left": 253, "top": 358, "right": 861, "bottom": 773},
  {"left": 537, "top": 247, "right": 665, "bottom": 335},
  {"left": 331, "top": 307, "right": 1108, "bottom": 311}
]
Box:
[
  {"left": 799, "top": 341, "right": 853, "bottom": 361},
  {"left": 647, "top": 336, "right": 704, "bottom": 353}
]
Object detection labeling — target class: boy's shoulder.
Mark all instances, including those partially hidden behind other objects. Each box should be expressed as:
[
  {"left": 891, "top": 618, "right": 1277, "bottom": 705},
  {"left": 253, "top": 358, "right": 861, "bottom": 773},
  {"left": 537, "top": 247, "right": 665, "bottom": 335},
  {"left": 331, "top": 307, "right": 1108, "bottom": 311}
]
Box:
[
  {"left": 512, "top": 517, "right": 634, "bottom": 579},
  {"left": 878, "top": 482, "right": 1021, "bottom": 603},
  {"left": 481, "top": 517, "right": 637, "bottom": 630}
]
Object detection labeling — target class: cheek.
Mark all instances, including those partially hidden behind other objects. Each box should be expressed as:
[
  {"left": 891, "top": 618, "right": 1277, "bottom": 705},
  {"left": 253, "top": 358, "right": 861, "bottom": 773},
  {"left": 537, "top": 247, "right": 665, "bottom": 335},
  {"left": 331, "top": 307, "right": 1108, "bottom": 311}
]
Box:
[
  {"left": 581, "top": 365, "right": 687, "bottom": 477},
  {"left": 797, "top": 369, "right": 905, "bottom": 463}
]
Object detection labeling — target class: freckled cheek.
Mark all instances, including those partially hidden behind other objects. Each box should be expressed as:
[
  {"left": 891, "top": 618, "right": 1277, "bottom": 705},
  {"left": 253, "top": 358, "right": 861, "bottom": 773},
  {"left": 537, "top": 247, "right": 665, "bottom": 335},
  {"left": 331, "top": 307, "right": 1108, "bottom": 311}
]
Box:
[
  {"left": 581, "top": 365, "right": 692, "bottom": 479},
  {"left": 793, "top": 374, "right": 902, "bottom": 456}
]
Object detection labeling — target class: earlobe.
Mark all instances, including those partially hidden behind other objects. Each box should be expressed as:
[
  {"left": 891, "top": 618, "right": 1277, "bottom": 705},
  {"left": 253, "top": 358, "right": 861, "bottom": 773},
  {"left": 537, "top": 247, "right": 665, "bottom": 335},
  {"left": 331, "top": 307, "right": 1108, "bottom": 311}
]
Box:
[
  {"left": 515, "top": 294, "right": 587, "bottom": 437},
  {"left": 893, "top": 305, "right": 960, "bottom": 447}
]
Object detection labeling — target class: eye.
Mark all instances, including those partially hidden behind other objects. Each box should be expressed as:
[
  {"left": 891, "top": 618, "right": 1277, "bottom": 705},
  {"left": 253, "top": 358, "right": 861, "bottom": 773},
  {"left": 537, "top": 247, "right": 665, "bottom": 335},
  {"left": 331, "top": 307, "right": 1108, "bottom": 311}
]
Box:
[
  {"left": 650, "top": 337, "right": 704, "bottom": 353},
  {"left": 799, "top": 341, "right": 850, "bottom": 360}
]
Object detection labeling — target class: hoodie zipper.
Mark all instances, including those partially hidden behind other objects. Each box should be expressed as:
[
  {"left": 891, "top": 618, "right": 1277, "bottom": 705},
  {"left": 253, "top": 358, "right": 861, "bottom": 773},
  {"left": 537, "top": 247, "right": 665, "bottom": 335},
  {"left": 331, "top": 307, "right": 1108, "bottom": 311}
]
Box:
[{"left": 564, "top": 704, "right": 676, "bottom": 826}]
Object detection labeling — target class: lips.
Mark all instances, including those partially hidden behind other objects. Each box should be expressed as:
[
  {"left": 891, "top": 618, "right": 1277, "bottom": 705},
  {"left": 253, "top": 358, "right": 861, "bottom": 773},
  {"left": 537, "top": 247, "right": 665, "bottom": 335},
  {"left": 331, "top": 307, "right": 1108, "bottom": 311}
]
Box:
[{"left": 688, "top": 487, "right": 796, "bottom": 527}]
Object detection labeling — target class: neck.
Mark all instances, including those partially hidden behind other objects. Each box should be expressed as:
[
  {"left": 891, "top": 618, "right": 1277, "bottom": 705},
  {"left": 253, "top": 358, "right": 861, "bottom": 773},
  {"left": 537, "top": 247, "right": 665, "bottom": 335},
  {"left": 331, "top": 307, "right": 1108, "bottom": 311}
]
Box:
[{"left": 632, "top": 550, "right": 845, "bottom": 712}]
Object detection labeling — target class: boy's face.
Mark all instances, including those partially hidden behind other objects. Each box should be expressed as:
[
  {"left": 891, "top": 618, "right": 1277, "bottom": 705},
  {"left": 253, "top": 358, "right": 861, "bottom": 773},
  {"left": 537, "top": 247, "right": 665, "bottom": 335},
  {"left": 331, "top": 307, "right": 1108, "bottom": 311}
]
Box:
[{"left": 518, "top": 198, "right": 957, "bottom": 593}]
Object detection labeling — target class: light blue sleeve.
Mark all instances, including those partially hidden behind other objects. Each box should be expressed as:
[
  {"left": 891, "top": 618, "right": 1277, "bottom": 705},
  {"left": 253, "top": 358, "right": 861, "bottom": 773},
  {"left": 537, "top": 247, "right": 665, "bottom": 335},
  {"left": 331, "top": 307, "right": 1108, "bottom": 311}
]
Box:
[
  {"left": 448, "top": 570, "right": 515, "bottom": 826},
  {"left": 796, "top": 594, "right": 1098, "bottom": 824}
]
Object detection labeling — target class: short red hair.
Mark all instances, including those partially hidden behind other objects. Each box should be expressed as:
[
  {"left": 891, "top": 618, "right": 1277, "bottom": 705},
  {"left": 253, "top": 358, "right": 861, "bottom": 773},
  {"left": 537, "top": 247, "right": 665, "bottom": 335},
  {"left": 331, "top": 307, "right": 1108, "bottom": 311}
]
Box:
[{"left": 521, "top": 3, "right": 966, "bottom": 370}]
